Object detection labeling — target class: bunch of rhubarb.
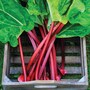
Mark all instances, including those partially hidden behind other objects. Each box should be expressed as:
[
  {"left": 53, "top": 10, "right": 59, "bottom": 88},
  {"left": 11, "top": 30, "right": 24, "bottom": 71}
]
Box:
[{"left": 0, "top": 0, "right": 90, "bottom": 81}]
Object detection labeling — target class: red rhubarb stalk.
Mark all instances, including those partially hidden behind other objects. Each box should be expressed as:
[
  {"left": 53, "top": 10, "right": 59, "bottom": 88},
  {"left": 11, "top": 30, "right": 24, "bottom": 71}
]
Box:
[
  {"left": 55, "top": 23, "right": 65, "bottom": 34},
  {"left": 39, "top": 26, "right": 45, "bottom": 39},
  {"left": 39, "top": 23, "right": 64, "bottom": 80},
  {"left": 32, "top": 29, "right": 38, "bottom": 39},
  {"left": 19, "top": 32, "right": 39, "bottom": 81},
  {"left": 39, "top": 26, "right": 48, "bottom": 80},
  {"left": 30, "top": 72, "right": 35, "bottom": 80},
  {"left": 49, "top": 51, "right": 55, "bottom": 80},
  {"left": 52, "top": 46, "right": 58, "bottom": 79},
  {"left": 38, "top": 36, "right": 55, "bottom": 79},
  {"left": 59, "top": 39, "right": 67, "bottom": 76},
  {"left": 39, "top": 25, "right": 55, "bottom": 80},
  {"left": 61, "top": 39, "right": 65, "bottom": 69},
  {"left": 43, "top": 67, "right": 47, "bottom": 80},
  {"left": 28, "top": 31, "right": 40, "bottom": 45},
  {"left": 26, "top": 35, "right": 48, "bottom": 71},
  {"left": 35, "top": 22, "right": 54, "bottom": 80},
  {"left": 27, "top": 52, "right": 42, "bottom": 81},
  {"left": 18, "top": 37, "right": 27, "bottom": 81},
  {"left": 27, "top": 33, "right": 39, "bottom": 80},
  {"left": 27, "top": 63, "right": 36, "bottom": 81},
  {"left": 27, "top": 22, "right": 60, "bottom": 72},
  {"left": 28, "top": 34, "right": 37, "bottom": 51}
]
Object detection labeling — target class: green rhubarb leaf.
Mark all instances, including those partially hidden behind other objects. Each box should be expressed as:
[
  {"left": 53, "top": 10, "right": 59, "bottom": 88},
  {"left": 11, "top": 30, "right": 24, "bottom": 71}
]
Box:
[
  {"left": 58, "top": 0, "right": 72, "bottom": 15},
  {"left": 35, "top": 0, "right": 48, "bottom": 16},
  {"left": 0, "top": 0, "right": 34, "bottom": 47},
  {"left": 22, "top": 18, "right": 34, "bottom": 31},
  {"left": 28, "top": 0, "right": 41, "bottom": 15},
  {"left": 76, "top": 0, "right": 90, "bottom": 26},
  {"left": 0, "top": 25, "right": 22, "bottom": 47},
  {"left": 67, "top": 0, "right": 90, "bottom": 26},
  {"left": 47, "top": 0, "right": 71, "bottom": 24},
  {"left": 29, "top": 0, "right": 48, "bottom": 25},
  {"left": 56, "top": 23, "right": 90, "bottom": 38},
  {"left": 27, "top": 0, "right": 43, "bottom": 25},
  {"left": 56, "top": 0, "right": 90, "bottom": 38}
]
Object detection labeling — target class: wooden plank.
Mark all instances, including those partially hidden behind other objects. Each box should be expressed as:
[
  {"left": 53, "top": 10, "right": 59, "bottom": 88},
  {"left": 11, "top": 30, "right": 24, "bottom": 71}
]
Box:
[
  {"left": 2, "top": 44, "right": 10, "bottom": 78},
  {"left": 10, "top": 79, "right": 79, "bottom": 83},
  {"left": 64, "top": 37, "right": 80, "bottom": 42},
  {"left": 11, "top": 46, "right": 80, "bottom": 54},
  {"left": 64, "top": 46, "right": 80, "bottom": 53},
  {"left": 10, "top": 56, "right": 81, "bottom": 64},
  {"left": 65, "top": 67, "right": 81, "bottom": 74},
  {"left": 59, "top": 79, "right": 79, "bottom": 83},
  {"left": 10, "top": 67, "right": 81, "bottom": 74}
]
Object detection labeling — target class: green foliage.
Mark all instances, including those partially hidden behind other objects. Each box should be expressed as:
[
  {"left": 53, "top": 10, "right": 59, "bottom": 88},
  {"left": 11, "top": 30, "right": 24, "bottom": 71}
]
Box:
[
  {"left": 47, "top": 0, "right": 69, "bottom": 24},
  {"left": 67, "top": 0, "right": 85, "bottom": 25},
  {"left": 58, "top": 0, "right": 71, "bottom": 15},
  {"left": 51, "top": 0, "right": 90, "bottom": 38},
  {"left": 0, "top": 0, "right": 35, "bottom": 47},
  {"left": 0, "top": 0, "right": 90, "bottom": 47},
  {"left": 56, "top": 23, "right": 90, "bottom": 38}
]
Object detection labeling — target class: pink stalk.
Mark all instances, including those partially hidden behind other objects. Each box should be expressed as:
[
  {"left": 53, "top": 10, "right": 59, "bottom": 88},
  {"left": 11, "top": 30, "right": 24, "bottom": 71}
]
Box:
[
  {"left": 28, "top": 31, "right": 40, "bottom": 45},
  {"left": 49, "top": 51, "right": 55, "bottom": 80},
  {"left": 35, "top": 22, "right": 54, "bottom": 80},
  {"left": 43, "top": 67, "right": 47, "bottom": 80},
  {"left": 39, "top": 26, "right": 45, "bottom": 39},
  {"left": 59, "top": 39, "right": 67, "bottom": 76},
  {"left": 27, "top": 22, "right": 61, "bottom": 72},
  {"left": 39, "top": 25, "right": 55, "bottom": 80},
  {"left": 28, "top": 34, "right": 37, "bottom": 51},
  {"left": 38, "top": 36, "right": 55, "bottom": 79},
  {"left": 30, "top": 72, "right": 35, "bottom": 80},
  {"left": 18, "top": 32, "right": 39, "bottom": 81},
  {"left": 27, "top": 33, "right": 39, "bottom": 81},
  {"left": 38, "top": 23, "right": 65, "bottom": 80},
  {"left": 39, "top": 26, "right": 49, "bottom": 80},
  {"left": 42, "top": 25, "right": 47, "bottom": 35},
  {"left": 32, "top": 29, "right": 38, "bottom": 39},
  {"left": 26, "top": 35, "right": 48, "bottom": 71},
  {"left": 52, "top": 46, "right": 58, "bottom": 79},
  {"left": 61, "top": 39, "right": 65, "bottom": 69},
  {"left": 18, "top": 37, "right": 27, "bottom": 81},
  {"left": 27, "top": 63, "right": 36, "bottom": 81},
  {"left": 46, "top": 76, "right": 49, "bottom": 80},
  {"left": 35, "top": 22, "right": 54, "bottom": 69},
  {"left": 55, "top": 23, "right": 64, "bottom": 34},
  {"left": 27, "top": 52, "right": 42, "bottom": 81}
]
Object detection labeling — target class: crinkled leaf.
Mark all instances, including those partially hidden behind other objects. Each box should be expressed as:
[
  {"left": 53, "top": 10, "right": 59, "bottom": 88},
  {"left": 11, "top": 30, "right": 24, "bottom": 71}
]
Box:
[
  {"left": 58, "top": 0, "right": 72, "bottom": 15},
  {"left": 0, "top": 0, "right": 34, "bottom": 47},
  {"left": 28, "top": 0, "right": 41, "bottom": 15},
  {"left": 33, "top": 0, "right": 49, "bottom": 24},
  {"left": 67, "top": 0, "right": 89, "bottom": 26},
  {"left": 27, "top": 0, "right": 42, "bottom": 25},
  {"left": 35, "top": 0, "right": 48, "bottom": 16},
  {"left": 56, "top": 24, "right": 90, "bottom": 38},
  {"left": 0, "top": 26, "right": 22, "bottom": 47},
  {"left": 34, "top": 16, "right": 43, "bottom": 25},
  {"left": 22, "top": 19, "right": 34, "bottom": 31},
  {"left": 75, "top": 0, "right": 90, "bottom": 26},
  {"left": 56, "top": 0, "right": 90, "bottom": 38},
  {"left": 27, "top": 0, "right": 48, "bottom": 25},
  {"left": 53, "top": 0, "right": 90, "bottom": 38},
  {"left": 47, "top": 0, "right": 71, "bottom": 24}
]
